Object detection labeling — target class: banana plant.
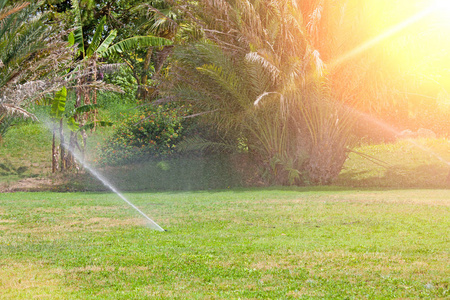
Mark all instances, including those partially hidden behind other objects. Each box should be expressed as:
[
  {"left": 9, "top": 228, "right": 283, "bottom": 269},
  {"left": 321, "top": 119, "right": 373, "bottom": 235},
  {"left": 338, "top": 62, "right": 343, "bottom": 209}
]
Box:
[
  {"left": 68, "top": 0, "right": 172, "bottom": 114},
  {"left": 50, "top": 87, "right": 67, "bottom": 172},
  {"left": 69, "top": 0, "right": 173, "bottom": 103},
  {"left": 69, "top": 0, "right": 173, "bottom": 61},
  {"left": 50, "top": 86, "right": 112, "bottom": 172},
  {"left": 63, "top": 0, "right": 172, "bottom": 168}
]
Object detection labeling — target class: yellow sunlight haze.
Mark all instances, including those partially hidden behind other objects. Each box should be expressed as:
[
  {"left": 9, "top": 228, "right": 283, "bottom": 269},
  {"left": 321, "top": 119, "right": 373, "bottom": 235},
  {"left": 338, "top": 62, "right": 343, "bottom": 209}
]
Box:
[{"left": 433, "top": 0, "right": 450, "bottom": 11}]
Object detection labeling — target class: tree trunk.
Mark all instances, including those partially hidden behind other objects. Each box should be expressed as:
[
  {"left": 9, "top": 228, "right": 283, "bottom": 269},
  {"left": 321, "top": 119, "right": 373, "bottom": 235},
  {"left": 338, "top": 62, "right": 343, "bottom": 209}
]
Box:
[
  {"left": 92, "top": 59, "right": 98, "bottom": 131},
  {"left": 66, "top": 131, "right": 76, "bottom": 169},
  {"left": 305, "top": 137, "right": 348, "bottom": 185},
  {"left": 59, "top": 118, "right": 66, "bottom": 172},
  {"left": 147, "top": 46, "right": 173, "bottom": 100},
  {"left": 52, "top": 123, "right": 57, "bottom": 173},
  {"left": 138, "top": 47, "right": 153, "bottom": 101},
  {"left": 66, "top": 79, "right": 83, "bottom": 169},
  {"left": 80, "top": 78, "right": 90, "bottom": 162}
]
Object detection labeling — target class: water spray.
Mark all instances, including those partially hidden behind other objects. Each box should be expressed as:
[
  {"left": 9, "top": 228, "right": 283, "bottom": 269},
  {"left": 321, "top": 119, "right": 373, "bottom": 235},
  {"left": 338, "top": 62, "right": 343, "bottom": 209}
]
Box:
[
  {"left": 81, "top": 163, "right": 166, "bottom": 232},
  {"left": 45, "top": 120, "right": 165, "bottom": 231}
]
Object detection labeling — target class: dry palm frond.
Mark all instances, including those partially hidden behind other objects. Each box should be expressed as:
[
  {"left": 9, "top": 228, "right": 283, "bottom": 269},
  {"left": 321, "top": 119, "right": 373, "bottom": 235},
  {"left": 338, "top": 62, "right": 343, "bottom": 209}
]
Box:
[
  {"left": 133, "top": 3, "right": 179, "bottom": 36},
  {"left": 0, "top": 2, "right": 29, "bottom": 22},
  {"left": 98, "top": 63, "right": 126, "bottom": 74},
  {"left": 245, "top": 52, "right": 281, "bottom": 81},
  {"left": 306, "top": 2, "right": 323, "bottom": 38},
  {"left": 311, "top": 49, "right": 325, "bottom": 77},
  {"left": 253, "top": 92, "right": 283, "bottom": 107},
  {"left": 0, "top": 103, "right": 37, "bottom": 120}
]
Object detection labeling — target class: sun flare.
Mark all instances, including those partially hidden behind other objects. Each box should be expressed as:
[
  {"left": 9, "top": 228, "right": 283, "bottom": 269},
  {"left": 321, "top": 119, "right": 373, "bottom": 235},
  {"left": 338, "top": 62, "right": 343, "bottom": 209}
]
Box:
[
  {"left": 431, "top": 0, "right": 450, "bottom": 25},
  {"left": 433, "top": 0, "right": 450, "bottom": 11}
]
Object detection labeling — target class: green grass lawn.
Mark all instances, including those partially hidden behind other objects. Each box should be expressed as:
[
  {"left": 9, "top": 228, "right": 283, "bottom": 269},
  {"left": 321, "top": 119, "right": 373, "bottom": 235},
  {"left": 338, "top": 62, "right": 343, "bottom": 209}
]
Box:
[
  {"left": 0, "top": 123, "right": 52, "bottom": 183},
  {"left": 1, "top": 188, "right": 449, "bottom": 299}
]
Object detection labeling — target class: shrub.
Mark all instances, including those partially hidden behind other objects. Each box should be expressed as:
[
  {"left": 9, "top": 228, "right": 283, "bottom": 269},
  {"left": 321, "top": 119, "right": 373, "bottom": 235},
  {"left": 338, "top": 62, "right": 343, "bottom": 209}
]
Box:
[
  {"left": 98, "top": 104, "right": 190, "bottom": 166},
  {"left": 97, "top": 67, "right": 138, "bottom": 121}
]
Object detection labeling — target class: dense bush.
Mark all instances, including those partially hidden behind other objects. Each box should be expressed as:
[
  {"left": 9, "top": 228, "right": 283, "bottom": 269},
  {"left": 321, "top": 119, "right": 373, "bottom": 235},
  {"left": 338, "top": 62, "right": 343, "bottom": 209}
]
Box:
[
  {"left": 97, "top": 67, "right": 138, "bottom": 121},
  {"left": 98, "top": 104, "right": 190, "bottom": 166}
]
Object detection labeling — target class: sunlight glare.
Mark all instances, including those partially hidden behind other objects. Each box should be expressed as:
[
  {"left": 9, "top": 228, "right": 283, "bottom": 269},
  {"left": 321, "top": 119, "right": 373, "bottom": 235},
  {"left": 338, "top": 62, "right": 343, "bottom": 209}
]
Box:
[
  {"left": 329, "top": 7, "right": 434, "bottom": 69},
  {"left": 433, "top": 0, "right": 450, "bottom": 11},
  {"left": 431, "top": 0, "right": 450, "bottom": 26}
]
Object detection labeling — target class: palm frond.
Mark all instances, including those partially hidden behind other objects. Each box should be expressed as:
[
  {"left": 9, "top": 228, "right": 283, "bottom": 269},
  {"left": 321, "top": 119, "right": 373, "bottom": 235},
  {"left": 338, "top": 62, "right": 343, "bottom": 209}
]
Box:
[
  {"left": 0, "top": 2, "right": 29, "bottom": 22},
  {"left": 0, "top": 103, "right": 37, "bottom": 120},
  {"left": 70, "top": 0, "right": 85, "bottom": 57},
  {"left": 101, "top": 36, "right": 172, "bottom": 58},
  {"left": 245, "top": 51, "right": 281, "bottom": 82},
  {"left": 86, "top": 16, "right": 106, "bottom": 57},
  {"left": 95, "top": 30, "right": 117, "bottom": 55}
]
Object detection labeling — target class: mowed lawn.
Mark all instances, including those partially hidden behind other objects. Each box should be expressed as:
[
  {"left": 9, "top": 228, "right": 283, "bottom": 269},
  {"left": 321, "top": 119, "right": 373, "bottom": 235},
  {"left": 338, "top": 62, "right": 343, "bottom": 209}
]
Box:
[{"left": 0, "top": 188, "right": 449, "bottom": 299}]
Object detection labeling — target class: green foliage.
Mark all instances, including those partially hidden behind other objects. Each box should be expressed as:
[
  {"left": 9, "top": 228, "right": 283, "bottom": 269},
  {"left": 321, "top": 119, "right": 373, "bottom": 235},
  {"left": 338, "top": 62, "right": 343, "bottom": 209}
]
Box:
[
  {"left": 95, "top": 30, "right": 118, "bottom": 55},
  {"left": 85, "top": 15, "right": 107, "bottom": 57},
  {"left": 70, "top": 0, "right": 85, "bottom": 57},
  {"left": 0, "top": 158, "right": 28, "bottom": 176},
  {"left": 165, "top": 13, "right": 340, "bottom": 186},
  {"left": 98, "top": 104, "right": 189, "bottom": 165},
  {"left": 0, "top": 0, "right": 74, "bottom": 147},
  {"left": 102, "top": 66, "right": 137, "bottom": 98},
  {"left": 0, "top": 122, "right": 52, "bottom": 185},
  {"left": 0, "top": 1, "right": 47, "bottom": 86},
  {"left": 0, "top": 114, "right": 15, "bottom": 141},
  {"left": 50, "top": 87, "right": 67, "bottom": 119},
  {"left": 97, "top": 66, "right": 138, "bottom": 120},
  {"left": 101, "top": 36, "right": 172, "bottom": 59}
]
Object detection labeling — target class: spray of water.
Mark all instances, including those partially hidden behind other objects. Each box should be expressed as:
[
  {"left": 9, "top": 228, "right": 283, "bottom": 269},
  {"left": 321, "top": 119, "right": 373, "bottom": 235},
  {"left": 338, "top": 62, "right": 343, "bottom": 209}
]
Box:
[
  {"left": 81, "top": 162, "right": 166, "bottom": 232},
  {"left": 44, "top": 121, "right": 165, "bottom": 231},
  {"left": 39, "top": 2, "right": 448, "bottom": 227}
]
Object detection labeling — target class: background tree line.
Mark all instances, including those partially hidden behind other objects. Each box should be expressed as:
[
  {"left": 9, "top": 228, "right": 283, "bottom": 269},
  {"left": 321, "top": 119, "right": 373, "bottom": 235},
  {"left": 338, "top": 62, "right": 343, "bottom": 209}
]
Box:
[{"left": 1, "top": 0, "right": 449, "bottom": 186}]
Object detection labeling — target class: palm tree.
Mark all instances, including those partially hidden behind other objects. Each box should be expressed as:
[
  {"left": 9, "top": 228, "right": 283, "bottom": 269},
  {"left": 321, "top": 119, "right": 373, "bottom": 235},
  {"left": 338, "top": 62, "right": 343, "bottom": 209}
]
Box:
[
  {"left": 167, "top": 0, "right": 439, "bottom": 184},
  {"left": 163, "top": 0, "right": 357, "bottom": 184},
  {"left": 0, "top": 0, "right": 76, "bottom": 141},
  {"left": 1, "top": 1, "right": 46, "bottom": 118},
  {"left": 118, "top": 0, "right": 181, "bottom": 100}
]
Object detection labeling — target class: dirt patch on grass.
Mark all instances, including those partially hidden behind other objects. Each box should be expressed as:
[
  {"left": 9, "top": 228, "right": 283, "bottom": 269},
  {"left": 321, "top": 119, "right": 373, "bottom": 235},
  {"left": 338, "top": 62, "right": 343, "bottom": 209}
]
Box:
[
  {"left": 85, "top": 217, "right": 144, "bottom": 228},
  {"left": 342, "top": 192, "right": 450, "bottom": 207},
  {"left": 0, "top": 219, "right": 17, "bottom": 231},
  {"left": 0, "top": 172, "right": 106, "bottom": 193},
  {"left": 8, "top": 217, "right": 145, "bottom": 236},
  {"left": 0, "top": 219, "right": 17, "bottom": 224},
  {"left": 0, "top": 177, "right": 54, "bottom": 193},
  {"left": 71, "top": 265, "right": 152, "bottom": 273}
]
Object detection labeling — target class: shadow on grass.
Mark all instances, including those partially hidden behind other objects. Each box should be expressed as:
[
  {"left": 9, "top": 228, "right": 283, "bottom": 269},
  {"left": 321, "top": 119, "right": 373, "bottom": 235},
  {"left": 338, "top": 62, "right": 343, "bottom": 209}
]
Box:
[{"left": 335, "top": 163, "right": 450, "bottom": 189}]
